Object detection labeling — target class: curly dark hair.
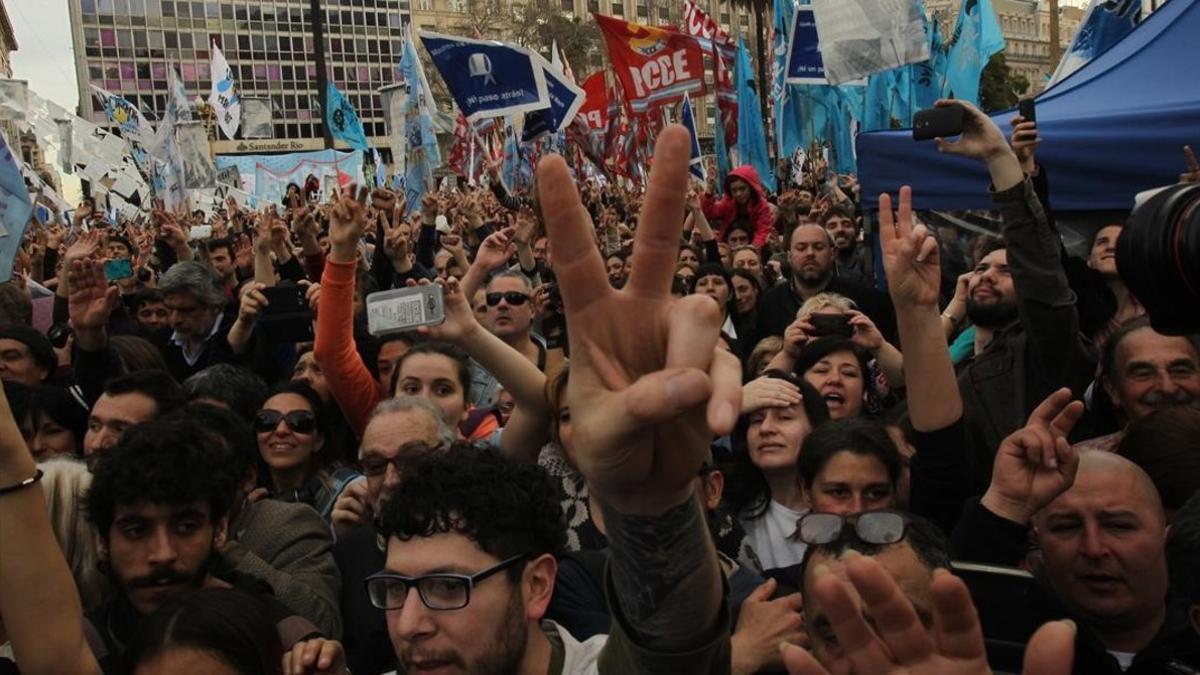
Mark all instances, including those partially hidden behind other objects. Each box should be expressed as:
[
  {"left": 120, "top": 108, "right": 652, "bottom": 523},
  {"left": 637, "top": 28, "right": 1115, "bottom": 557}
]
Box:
[
  {"left": 377, "top": 444, "right": 567, "bottom": 576},
  {"left": 85, "top": 416, "right": 241, "bottom": 539}
]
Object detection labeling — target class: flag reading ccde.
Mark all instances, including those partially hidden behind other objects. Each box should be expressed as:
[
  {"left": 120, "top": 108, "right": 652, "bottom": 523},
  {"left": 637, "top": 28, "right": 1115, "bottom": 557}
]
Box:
[{"left": 594, "top": 13, "right": 705, "bottom": 114}]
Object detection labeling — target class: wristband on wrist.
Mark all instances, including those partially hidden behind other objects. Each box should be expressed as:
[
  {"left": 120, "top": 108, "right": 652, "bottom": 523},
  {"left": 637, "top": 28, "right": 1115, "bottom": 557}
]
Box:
[{"left": 0, "top": 469, "right": 44, "bottom": 497}]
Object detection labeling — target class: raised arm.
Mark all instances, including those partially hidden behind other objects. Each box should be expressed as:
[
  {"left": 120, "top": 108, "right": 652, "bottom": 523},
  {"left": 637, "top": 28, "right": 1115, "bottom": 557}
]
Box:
[
  {"left": 937, "top": 101, "right": 1094, "bottom": 398},
  {"left": 878, "top": 186, "right": 961, "bottom": 431},
  {"left": 408, "top": 275, "right": 550, "bottom": 463},
  {"left": 313, "top": 186, "right": 382, "bottom": 437},
  {"left": 0, "top": 375, "right": 102, "bottom": 674},
  {"left": 538, "top": 126, "right": 740, "bottom": 664}
]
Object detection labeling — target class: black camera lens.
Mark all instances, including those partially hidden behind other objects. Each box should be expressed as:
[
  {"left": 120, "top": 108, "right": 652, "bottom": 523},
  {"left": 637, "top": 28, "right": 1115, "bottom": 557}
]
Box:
[{"left": 1117, "top": 183, "right": 1200, "bottom": 336}]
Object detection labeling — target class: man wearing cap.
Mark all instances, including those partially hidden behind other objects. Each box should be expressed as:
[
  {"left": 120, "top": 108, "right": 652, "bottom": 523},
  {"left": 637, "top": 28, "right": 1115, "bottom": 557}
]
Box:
[{"left": 0, "top": 324, "right": 60, "bottom": 385}]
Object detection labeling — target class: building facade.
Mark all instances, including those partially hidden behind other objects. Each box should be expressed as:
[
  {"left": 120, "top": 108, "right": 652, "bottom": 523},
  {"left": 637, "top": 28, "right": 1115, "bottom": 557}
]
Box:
[{"left": 68, "top": 0, "right": 411, "bottom": 155}]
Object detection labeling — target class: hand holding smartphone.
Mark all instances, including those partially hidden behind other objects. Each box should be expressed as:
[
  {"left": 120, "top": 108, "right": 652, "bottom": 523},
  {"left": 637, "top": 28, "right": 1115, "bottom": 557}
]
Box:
[{"left": 912, "top": 103, "right": 965, "bottom": 141}]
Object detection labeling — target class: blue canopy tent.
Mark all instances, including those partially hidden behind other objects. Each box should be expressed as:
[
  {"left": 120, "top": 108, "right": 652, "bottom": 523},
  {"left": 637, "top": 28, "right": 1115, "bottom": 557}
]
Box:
[{"left": 856, "top": 0, "right": 1200, "bottom": 212}]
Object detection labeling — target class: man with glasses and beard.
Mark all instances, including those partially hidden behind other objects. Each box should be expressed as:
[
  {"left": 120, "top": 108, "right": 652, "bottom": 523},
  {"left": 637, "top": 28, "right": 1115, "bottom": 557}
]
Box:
[{"left": 82, "top": 414, "right": 320, "bottom": 672}]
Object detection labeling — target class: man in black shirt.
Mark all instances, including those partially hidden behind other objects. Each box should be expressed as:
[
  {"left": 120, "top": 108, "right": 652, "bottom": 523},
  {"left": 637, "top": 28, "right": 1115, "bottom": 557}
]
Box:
[{"left": 757, "top": 223, "right": 896, "bottom": 344}]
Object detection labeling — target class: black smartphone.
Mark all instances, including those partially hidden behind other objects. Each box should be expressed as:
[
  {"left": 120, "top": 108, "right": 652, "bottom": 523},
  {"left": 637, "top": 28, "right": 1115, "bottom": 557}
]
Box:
[
  {"left": 808, "top": 313, "right": 854, "bottom": 339},
  {"left": 1018, "top": 97, "right": 1036, "bottom": 123},
  {"left": 912, "top": 104, "right": 965, "bottom": 141},
  {"left": 258, "top": 285, "right": 315, "bottom": 343}
]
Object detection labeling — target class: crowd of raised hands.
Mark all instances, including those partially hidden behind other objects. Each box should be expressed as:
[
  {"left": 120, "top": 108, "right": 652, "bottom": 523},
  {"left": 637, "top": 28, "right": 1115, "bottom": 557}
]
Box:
[{"left": 2, "top": 96, "right": 1200, "bottom": 675}]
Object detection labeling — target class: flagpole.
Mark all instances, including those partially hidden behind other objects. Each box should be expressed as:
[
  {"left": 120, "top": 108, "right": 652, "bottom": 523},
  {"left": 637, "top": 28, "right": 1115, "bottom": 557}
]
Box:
[{"left": 311, "top": 0, "right": 333, "bottom": 149}]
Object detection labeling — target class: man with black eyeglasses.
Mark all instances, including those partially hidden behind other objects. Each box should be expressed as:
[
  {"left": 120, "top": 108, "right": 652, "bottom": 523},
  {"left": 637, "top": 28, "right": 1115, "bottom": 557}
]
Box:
[
  {"left": 469, "top": 270, "right": 555, "bottom": 406},
  {"left": 331, "top": 397, "right": 456, "bottom": 675}
]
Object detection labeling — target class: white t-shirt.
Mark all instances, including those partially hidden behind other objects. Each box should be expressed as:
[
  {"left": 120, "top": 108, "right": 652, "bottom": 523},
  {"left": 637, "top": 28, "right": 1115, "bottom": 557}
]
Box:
[
  {"left": 1108, "top": 649, "right": 1136, "bottom": 671},
  {"left": 549, "top": 620, "right": 608, "bottom": 674},
  {"left": 740, "top": 500, "right": 809, "bottom": 570}
]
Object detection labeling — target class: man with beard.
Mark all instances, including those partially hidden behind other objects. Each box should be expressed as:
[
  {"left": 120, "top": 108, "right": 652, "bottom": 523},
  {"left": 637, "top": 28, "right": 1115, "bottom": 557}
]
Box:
[
  {"left": 821, "top": 206, "right": 871, "bottom": 285},
  {"left": 82, "top": 414, "right": 320, "bottom": 672},
  {"left": 1073, "top": 316, "right": 1200, "bottom": 451},
  {"left": 469, "top": 270, "right": 555, "bottom": 406},
  {"left": 756, "top": 223, "right": 896, "bottom": 343},
  {"left": 936, "top": 101, "right": 1096, "bottom": 491}
]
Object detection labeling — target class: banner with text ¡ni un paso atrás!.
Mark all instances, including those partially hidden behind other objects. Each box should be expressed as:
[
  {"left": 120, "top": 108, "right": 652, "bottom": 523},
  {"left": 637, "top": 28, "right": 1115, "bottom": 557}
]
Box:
[
  {"left": 418, "top": 31, "right": 549, "bottom": 124},
  {"left": 594, "top": 13, "right": 706, "bottom": 114},
  {"left": 786, "top": 8, "right": 828, "bottom": 85}
]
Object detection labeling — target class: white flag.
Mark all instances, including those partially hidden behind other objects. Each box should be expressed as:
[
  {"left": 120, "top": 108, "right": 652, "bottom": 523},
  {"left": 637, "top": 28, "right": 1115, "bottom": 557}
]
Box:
[
  {"left": 209, "top": 42, "right": 241, "bottom": 139},
  {"left": 168, "top": 65, "right": 193, "bottom": 122}
]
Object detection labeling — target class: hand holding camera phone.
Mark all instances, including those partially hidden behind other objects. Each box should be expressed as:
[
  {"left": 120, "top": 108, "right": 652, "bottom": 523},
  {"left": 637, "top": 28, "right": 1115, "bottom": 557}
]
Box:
[{"left": 913, "top": 103, "right": 965, "bottom": 141}]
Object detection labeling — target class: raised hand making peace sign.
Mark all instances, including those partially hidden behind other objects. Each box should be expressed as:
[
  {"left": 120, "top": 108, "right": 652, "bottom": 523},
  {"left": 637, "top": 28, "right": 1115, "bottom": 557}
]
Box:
[{"left": 536, "top": 125, "right": 742, "bottom": 516}]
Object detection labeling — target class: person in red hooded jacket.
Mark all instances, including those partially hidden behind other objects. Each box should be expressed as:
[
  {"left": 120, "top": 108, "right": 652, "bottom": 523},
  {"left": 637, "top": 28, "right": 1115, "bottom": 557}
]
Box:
[{"left": 700, "top": 165, "right": 776, "bottom": 250}]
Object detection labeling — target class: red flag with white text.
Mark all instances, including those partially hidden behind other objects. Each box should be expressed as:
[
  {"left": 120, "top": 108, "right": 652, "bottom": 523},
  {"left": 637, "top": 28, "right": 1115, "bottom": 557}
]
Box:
[{"left": 594, "top": 13, "right": 706, "bottom": 115}]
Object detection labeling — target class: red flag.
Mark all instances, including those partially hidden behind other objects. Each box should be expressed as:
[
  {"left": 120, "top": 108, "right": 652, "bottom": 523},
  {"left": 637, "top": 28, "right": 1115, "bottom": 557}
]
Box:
[
  {"left": 578, "top": 72, "right": 609, "bottom": 132},
  {"left": 594, "top": 13, "right": 705, "bottom": 115},
  {"left": 681, "top": 0, "right": 732, "bottom": 48},
  {"left": 712, "top": 41, "right": 737, "bottom": 148},
  {"left": 447, "top": 111, "right": 471, "bottom": 178}
]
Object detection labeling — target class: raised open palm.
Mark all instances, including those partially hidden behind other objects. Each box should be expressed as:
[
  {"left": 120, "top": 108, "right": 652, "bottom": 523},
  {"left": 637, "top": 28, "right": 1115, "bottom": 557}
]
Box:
[{"left": 537, "top": 126, "right": 741, "bottom": 514}]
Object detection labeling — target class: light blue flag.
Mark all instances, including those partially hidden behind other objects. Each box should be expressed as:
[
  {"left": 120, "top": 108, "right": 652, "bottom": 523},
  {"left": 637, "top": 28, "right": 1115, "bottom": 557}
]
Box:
[
  {"left": 773, "top": 0, "right": 807, "bottom": 174},
  {"left": 326, "top": 83, "right": 370, "bottom": 151},
  {"left": 943, "top": 0, "right": 1005, "bottom": 105},
  {"left": 1048, "top": 0, "right": 1140, "bottom": 87},
  {"left": 863, "top": 71, "right": 893, "bottom": 132},
  {"left": 679, "top": 93, "right": 705, "bottom": 183},
  {"left": 734, "top": 38, "right": 776, "bottom": 193},
  {"left": 830, "top": 85, "right": 864, "bottom": 175},
  {"left": 399, "top": 25, "right": 440, "bottom": 216},
  {"left": 168, "top": 65, "right": 193, "bottom": 122},
  {"left": 911, "top": 11, "right": 946, "bottom": 111},
  {"left": 0, "top": 132, "right": 32, "bottom": 282}
]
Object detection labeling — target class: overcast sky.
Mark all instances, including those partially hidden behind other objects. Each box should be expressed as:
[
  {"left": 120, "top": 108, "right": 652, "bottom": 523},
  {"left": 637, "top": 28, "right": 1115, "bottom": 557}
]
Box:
[
  {"left": 6, "top": 0, "right": 1097, "bottom": 116},
  {"left": 8, "top": 0, "right": 79, "bottom": 112}
]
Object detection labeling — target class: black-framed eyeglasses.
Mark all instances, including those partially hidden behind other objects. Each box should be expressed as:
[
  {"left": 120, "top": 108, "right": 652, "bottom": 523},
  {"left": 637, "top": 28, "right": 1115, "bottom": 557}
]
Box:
[
  {"left": 364, "top": 553, "right": 528, "bottom": 611},
  {"left": 359, "top": 441, "right": 444, "bottom": 477},
  {"left": 485, "top": 291, "right": 529, "bottom": 307},
  {"left": 254, "top": 409, "right": 317, "bottom": 435},
  {"left": 793, "top": 511, "right": 911, "bottom": 546}
]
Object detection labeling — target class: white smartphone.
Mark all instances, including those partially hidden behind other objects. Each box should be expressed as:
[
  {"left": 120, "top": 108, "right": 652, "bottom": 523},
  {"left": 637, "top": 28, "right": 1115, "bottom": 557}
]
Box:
[
  {"left": 366, "top": 284, "right": 446, "bottom": 336},
  {"left": 188, "top": 225, "right": 212, "bottom": 241}
]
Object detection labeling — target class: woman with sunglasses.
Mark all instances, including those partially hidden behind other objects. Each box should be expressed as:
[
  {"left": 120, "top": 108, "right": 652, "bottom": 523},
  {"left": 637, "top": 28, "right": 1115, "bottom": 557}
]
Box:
[
  {"left": 255, "top": 382, "right": 361, "bottom": 522},
  {"left": 724, "top": 370, "right": 830, "bottom": 572}
]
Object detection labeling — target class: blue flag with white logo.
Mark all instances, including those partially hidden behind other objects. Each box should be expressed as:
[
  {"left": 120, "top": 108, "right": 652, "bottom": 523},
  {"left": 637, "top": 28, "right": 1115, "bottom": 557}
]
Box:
[
  {"left": 943, "top": 0, "right": 1005, "bottom": 105},
  {"left": 325, "top": 83, "right": 370, "bottom": 151},
  {"left": 420, "top": 32, "right": 549, "bottom": 124},
  {"left": 1048, "top": 0, "right": 1140, "bottom": 87},
  {"left": 0, "top": 132, "right": 32, "bottom": 283},
  {"left": 680, "top": 93, "right": 705, "bottom": 183}
]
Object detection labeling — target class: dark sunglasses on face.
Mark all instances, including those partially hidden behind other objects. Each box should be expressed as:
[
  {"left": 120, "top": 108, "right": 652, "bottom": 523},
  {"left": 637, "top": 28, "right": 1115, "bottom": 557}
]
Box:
[
  {"left": 254, "top": 409, "right": 317, "bottom": 435},
  {"left": 485, "top": 291, "right": 530, "bottom": 307},
  {"left": 793, "top": 511, "right": 911, "bottom": 546}
]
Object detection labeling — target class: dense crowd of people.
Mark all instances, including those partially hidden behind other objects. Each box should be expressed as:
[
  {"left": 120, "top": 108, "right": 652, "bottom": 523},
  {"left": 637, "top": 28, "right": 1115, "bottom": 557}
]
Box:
[{"left": 0, "top": 98, "right": 1198, "bottom": 675}]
